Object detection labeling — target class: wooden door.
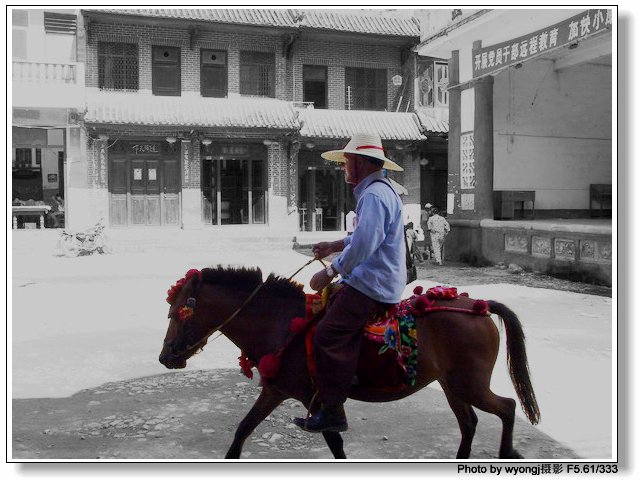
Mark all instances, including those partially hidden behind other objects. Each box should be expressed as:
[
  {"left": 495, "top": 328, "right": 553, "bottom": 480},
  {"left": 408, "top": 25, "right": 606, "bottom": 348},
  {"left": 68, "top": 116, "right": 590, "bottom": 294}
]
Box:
[
  {"left": 109, "top": 159, "right": 128, "bottom": 226},
  {"left": 131, "top": 159, "right": 161, "bottom": 225},
  {"left": 161, "top": 159, "right": 180, "bottom": 225}
]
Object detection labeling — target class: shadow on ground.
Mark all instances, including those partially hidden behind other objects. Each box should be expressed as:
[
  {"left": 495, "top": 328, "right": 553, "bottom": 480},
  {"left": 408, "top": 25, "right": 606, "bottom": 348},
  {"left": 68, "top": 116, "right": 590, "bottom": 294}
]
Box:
[{"left": 13, "top": 369, "right": 577, "bottom": 460}]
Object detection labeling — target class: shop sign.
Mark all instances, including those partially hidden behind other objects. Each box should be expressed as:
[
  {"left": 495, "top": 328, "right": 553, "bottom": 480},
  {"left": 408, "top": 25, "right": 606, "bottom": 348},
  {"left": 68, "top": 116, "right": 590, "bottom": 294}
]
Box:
[
  {"left": 472, "top": 9, "right": 612, "bottom": 78},
  {"left": 131, "top": 143, "right": 160, "bottom": 155},
  {"left": 220, "top": 145, "right": 249, "bottom": 156}
]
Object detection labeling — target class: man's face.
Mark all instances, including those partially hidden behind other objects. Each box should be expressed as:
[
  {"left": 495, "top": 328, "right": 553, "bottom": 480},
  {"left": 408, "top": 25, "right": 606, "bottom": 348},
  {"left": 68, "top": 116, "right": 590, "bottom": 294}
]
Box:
[{"left": 343, "top": 153, "right": 359, "bottom": 185}]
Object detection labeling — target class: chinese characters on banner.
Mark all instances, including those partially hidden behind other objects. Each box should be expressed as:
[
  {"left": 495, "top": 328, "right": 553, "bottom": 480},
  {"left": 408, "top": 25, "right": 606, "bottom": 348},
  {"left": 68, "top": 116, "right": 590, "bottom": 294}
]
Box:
[
  {"left": 472, "top": 9, "right": 611, "bottom": 78},
  {"left": 460, "top": 132, "right": 475, "bottom": 189},
  {"left": 182, "top": 142, "right": 191, "bottom": 186},
  {"left": 98, "top": 141, "right": 107, "bottom": 187}
]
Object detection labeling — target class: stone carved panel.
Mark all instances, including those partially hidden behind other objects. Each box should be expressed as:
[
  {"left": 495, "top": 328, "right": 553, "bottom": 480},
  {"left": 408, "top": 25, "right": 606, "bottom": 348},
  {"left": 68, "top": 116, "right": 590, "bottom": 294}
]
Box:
[
  {"left": 598, "top": 242, "right": 612, "bottom": 261},
  {"left": 531, "top": 236, "right": 551, "bottom": 258},
  {"left": 554, "top": 239, "right": 576, "bottom": 259},
  {"left": 580, "top": 240, "right": 597, "bottom": 261},
  {"left": 505, "top": 233, "right": 528, "bottom": 253}
]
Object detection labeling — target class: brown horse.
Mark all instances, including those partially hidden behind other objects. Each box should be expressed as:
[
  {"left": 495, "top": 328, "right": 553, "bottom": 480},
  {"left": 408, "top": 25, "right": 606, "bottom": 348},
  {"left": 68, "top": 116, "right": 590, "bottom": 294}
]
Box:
[{"left": 159, "top": 266, "right": 540, "bottom": 459}]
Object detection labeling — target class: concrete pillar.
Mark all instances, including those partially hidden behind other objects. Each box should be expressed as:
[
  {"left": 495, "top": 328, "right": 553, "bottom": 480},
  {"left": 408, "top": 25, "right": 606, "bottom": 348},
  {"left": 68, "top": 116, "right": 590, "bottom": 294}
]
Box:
[
  {"left": 447, "top": 50, "right": 462, "bottom": 218},
  {"left": 474, "top": 75, "right": 494, "bottom": 219},
  {"left": 181, "top": 139, "right": 202, "bottom": 229}
]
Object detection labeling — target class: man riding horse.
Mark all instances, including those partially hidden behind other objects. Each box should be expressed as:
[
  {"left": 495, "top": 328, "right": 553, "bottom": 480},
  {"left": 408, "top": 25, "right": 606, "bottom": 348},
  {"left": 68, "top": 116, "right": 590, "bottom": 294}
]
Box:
[{"left": 293, "top": 132, "right": 406, "bottom": 433}]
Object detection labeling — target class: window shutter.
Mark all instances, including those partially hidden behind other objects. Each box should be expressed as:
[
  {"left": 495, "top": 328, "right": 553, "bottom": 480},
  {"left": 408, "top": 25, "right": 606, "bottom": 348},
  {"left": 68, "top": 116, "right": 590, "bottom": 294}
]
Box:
[{"left": 44, "top": 12, "right": 77, "bottom": 34}]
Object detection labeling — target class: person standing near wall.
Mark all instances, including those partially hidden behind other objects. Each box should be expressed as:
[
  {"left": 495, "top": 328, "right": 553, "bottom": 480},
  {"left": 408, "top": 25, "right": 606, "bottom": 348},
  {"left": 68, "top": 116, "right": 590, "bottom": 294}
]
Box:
[
  {"left": 427, "top": 209, "right": 450, "bottom": 265},
  {"left": 420, "top": 203, "right": 432, "bottom": 261}
]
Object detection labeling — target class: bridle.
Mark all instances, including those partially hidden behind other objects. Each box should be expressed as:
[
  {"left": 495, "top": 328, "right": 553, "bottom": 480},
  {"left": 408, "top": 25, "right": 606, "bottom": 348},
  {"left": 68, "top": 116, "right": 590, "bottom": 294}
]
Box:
[{"left": 168, "top": 257, "right": 327, "bottom": 358}]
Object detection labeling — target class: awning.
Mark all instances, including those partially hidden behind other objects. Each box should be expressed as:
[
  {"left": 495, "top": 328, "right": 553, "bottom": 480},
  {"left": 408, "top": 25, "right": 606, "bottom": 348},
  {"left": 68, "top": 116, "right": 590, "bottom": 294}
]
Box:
[
  {"left": 416, "top": 111, "right": 449, "bottom": 134},
  {"left": 298, "top": 108, "right": 426, "bottom": 141},
  {"left": 84, "top": 92, "right": 299, "bottom": 130}
]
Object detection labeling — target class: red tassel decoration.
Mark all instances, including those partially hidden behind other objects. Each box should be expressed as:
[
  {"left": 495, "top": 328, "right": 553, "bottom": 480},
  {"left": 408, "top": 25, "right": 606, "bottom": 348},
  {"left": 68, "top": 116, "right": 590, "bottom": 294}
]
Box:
[
  {"left": 238, "top": 352, "right": 255, "bottom": 379},
  {"left": 258, "top": 352, "right": 282, "bottom": 381},
  {"left": 289, "top": 317, "right": 308, "bottom": 335},
  {"left": 472, "top": 299, "right": 489, "bottom": 315}
]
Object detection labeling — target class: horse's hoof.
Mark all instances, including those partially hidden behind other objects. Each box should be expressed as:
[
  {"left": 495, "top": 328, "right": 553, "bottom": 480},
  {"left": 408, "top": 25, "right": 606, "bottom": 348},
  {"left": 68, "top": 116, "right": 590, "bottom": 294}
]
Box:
[{"left": 507, "top": 450, "right": 524, "bottom": 459}]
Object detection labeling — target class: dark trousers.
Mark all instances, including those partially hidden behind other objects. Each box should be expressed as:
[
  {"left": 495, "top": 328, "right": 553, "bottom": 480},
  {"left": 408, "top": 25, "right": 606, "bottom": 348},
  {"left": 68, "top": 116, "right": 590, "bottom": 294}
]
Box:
[{"left": 314, "top": 285, "right": 390, "bottom": 406}]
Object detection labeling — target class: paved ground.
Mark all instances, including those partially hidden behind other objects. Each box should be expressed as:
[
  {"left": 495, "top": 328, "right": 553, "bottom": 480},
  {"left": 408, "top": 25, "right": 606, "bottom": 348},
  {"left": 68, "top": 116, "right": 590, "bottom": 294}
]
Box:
[
  {"left": 12, "top": 369, "right": 576, "bottom": 460},
  {"left": 11, "top": 233, "right": 612, "bottom": 461}
]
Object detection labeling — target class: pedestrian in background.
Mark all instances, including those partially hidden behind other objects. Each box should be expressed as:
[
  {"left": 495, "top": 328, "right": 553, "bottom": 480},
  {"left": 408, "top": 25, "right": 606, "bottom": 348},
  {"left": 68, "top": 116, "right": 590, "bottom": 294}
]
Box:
[
  {"left": 427, "top": 209, "right": 450, "bottom": 266},
  {"left": 420, "top": 203, "right": 432, "bottom": 261}
]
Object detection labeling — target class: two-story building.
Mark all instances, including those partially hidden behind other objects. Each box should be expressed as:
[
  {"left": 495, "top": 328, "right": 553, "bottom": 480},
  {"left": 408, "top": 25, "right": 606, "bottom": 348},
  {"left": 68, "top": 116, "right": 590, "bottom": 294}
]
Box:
[
  {"left": 74, "top": 8, "right": 446, "bottom": 234},
  {"left": 11, "top": 8, "right": 85, "bottom": 227}
]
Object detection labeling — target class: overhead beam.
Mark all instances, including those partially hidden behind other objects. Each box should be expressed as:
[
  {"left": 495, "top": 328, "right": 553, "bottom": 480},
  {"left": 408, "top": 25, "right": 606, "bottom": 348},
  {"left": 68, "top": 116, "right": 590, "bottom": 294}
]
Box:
[{"left": 555, "top": 38, "right": 612, "bottom": 71}]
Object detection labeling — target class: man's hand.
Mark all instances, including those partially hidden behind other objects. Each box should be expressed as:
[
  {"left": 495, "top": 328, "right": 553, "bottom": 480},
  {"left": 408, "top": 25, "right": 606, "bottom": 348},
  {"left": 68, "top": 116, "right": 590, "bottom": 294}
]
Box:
[
  {"left": 310, "top": 268, "right": 333, "bottom": 292},
  {"left": 312, "top": 240, "right": 344, "bottom": 260}
]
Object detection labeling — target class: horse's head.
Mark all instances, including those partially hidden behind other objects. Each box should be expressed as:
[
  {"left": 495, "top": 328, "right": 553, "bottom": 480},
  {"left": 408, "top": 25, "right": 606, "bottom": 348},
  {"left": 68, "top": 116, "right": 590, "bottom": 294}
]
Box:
[{"left": 159, "top": 269, "right": 211, "bottom": 369}]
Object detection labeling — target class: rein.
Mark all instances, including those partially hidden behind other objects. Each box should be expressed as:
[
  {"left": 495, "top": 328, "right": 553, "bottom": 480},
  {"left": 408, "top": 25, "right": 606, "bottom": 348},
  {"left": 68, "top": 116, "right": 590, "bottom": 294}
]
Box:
[{"left": 178, "top": 257, "right": 328, "bottom": 354}]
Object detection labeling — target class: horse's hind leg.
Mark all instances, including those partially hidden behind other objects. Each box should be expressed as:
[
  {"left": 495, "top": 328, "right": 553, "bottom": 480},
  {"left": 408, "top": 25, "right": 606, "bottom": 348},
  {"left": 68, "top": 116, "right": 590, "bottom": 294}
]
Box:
[
  {"left": 439, "top": 381, "right": 478, "bottom": 459},
  {"left": 322, "top": 432, "right": 346, "bottom": 459},
  {"left": 448, "top": 377, "right": 521, "bottom": 459},
  {"left": 225, "top": 386, "right": 287, "bottom": 459}
]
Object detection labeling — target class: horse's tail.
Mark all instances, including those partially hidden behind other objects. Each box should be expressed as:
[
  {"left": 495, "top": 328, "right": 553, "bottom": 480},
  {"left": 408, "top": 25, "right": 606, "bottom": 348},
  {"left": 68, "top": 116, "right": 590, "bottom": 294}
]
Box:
[{"left": 488, "top": 300, "right": 541, "bottom": 425}]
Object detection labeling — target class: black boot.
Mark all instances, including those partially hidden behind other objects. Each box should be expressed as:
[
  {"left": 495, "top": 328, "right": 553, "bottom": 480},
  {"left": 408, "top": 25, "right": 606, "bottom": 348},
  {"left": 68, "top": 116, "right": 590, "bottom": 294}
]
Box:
[{"left": 293, "top": 404, "right": 348, "bottom": 433}]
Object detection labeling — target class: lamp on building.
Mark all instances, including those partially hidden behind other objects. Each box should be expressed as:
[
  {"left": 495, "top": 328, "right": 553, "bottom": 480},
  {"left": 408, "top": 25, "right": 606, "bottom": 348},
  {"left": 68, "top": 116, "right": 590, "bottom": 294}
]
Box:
[
  {"left": 514, "top": 63, "right": 523, "bottom": 69},
  {"left": 419, "top": 157, "right": 430, "bottom": 167},
  {"left": 165, "top": 136, "right": 177, "bottom": 144},
  {"left": 201, "top": 138, "right": 212, "bottom": 146},
  {"left": 568, "top": 42, "right": 579, "bottom": 50},
  {"left": 98, "top": 134, "right": 109, "bottom": 141},
  {"left": 305, "top": 141, "right": 315, "bottom": 150},
  {"left": 263, "top": 139, "right": 274, "bottom": 146}
]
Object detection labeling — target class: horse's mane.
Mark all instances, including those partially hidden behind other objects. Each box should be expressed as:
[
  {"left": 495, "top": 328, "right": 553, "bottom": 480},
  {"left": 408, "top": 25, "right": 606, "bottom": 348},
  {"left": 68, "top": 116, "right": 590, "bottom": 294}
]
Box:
[{"left": 200, "top": 266, "right": 305, "bottom": 302}]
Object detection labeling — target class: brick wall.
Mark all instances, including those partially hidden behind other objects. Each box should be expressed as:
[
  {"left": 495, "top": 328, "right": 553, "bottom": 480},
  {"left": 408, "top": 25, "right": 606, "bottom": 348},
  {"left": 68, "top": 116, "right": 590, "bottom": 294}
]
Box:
[
  {"left": 86, "top": 21, "right": 286, "bottom": 96},
  {"left": 292, "top": 39, "right": 406, "bottom": 110},
  {"left": 85, "top": 20, "right": 410, "bottom": 108}
]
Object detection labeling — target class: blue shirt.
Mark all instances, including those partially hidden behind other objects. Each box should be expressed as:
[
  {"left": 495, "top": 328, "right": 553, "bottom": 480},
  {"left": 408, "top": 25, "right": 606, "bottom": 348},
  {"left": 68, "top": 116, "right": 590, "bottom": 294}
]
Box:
[{"left": 331, "top": 170, "right": 406, "bottom": 304}]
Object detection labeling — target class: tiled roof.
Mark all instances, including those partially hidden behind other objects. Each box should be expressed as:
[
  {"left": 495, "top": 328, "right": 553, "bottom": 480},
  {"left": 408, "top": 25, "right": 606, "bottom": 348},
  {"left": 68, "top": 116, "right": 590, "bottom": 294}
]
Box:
[
  {"left": 298, "top": 108, "right": 426, "bottom": 141},
  {"left": 85, "top": 9, "right": 419, "bottom": 37},
  {"left": 416, "top": 111, "right": 449, "bottom": 134},
  {"left": 84, "top": 92, "right": 299, "bottom": 130},
  {"left": 87, "top": 9, "right": 298, "bottom": 28},
  {"left": 299, "top": 10, "right": 419, "bottom": 37}
]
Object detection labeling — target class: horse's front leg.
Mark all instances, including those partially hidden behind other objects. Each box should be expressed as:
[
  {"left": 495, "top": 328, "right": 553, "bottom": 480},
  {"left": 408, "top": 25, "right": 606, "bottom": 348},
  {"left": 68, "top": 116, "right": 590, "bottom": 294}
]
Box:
[
  {"left": 225, "top": 386, "right": 287, "bottom": 459},
  {"left": 322, "top": 432, "right": 346, "bottom": 459}
]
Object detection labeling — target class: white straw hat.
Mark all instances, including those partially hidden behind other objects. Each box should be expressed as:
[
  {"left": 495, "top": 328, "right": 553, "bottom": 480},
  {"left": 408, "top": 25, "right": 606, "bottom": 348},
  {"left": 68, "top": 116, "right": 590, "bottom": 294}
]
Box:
[{"left": 321, "top": 133, "right": 403, "bottom": 172}]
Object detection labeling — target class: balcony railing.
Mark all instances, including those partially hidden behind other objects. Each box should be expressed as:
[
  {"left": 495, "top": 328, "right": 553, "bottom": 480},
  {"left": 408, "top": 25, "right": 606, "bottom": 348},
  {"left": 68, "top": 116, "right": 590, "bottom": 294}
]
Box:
[{"left": 13, "top": 60, "right": 84, "bottom": 86}]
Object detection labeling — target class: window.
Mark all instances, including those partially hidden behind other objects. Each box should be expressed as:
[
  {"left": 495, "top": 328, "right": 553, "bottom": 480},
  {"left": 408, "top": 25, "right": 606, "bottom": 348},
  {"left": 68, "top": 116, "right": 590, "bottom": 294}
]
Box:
[
  {"left": 12, "top": 9, "right": 28, "bottom": 60},
  {"left": 201, "top": 49, "right": 227, "bottom": 98},
  {"left": 345, "top": 67, "right": 387, "bottom": 111},
  {"left": 240, "top": 51, "right": 275, "bottom": 97},
  {"left": 303, "top": 65, "right": 327, "bottom": 108},
  {"left": 98, "top": 42, "right": 139, "bottom": 91},
  {"left": 44, "top": 12, "right": 77, "bottom": 34},
  {"left": 434, "top": 62, "right": 449, "bottom": 107},
  {"left": 35, "top": 149, "right": 41, "bottom": 165},
  {"left": 14, "top": 148, "right": 32, "bottom": 169},
  {"left": 417, "top": 59, "right": 449, "bottom": 108},
  {"left": 152, "top": 46, "right": 181, "bottom": 96}
]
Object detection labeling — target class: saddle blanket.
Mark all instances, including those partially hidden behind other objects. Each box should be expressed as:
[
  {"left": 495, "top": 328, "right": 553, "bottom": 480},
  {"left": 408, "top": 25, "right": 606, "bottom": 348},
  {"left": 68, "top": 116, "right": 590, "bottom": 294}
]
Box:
[{"left": 305, "top": 285, "right": 490, "bottom": 393}]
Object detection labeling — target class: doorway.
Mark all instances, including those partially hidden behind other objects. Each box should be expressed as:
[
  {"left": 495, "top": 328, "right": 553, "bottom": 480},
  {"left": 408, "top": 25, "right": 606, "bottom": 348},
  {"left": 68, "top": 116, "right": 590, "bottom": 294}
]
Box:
[
  {"left": 298, "top": 165, "right": 350, "bottom": 231},
  {"left": 202, "top": 158, "right": 266, "bottom": 225},
  {"left": 109, "top": 158, "right": 180, "bottom": 226}
]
